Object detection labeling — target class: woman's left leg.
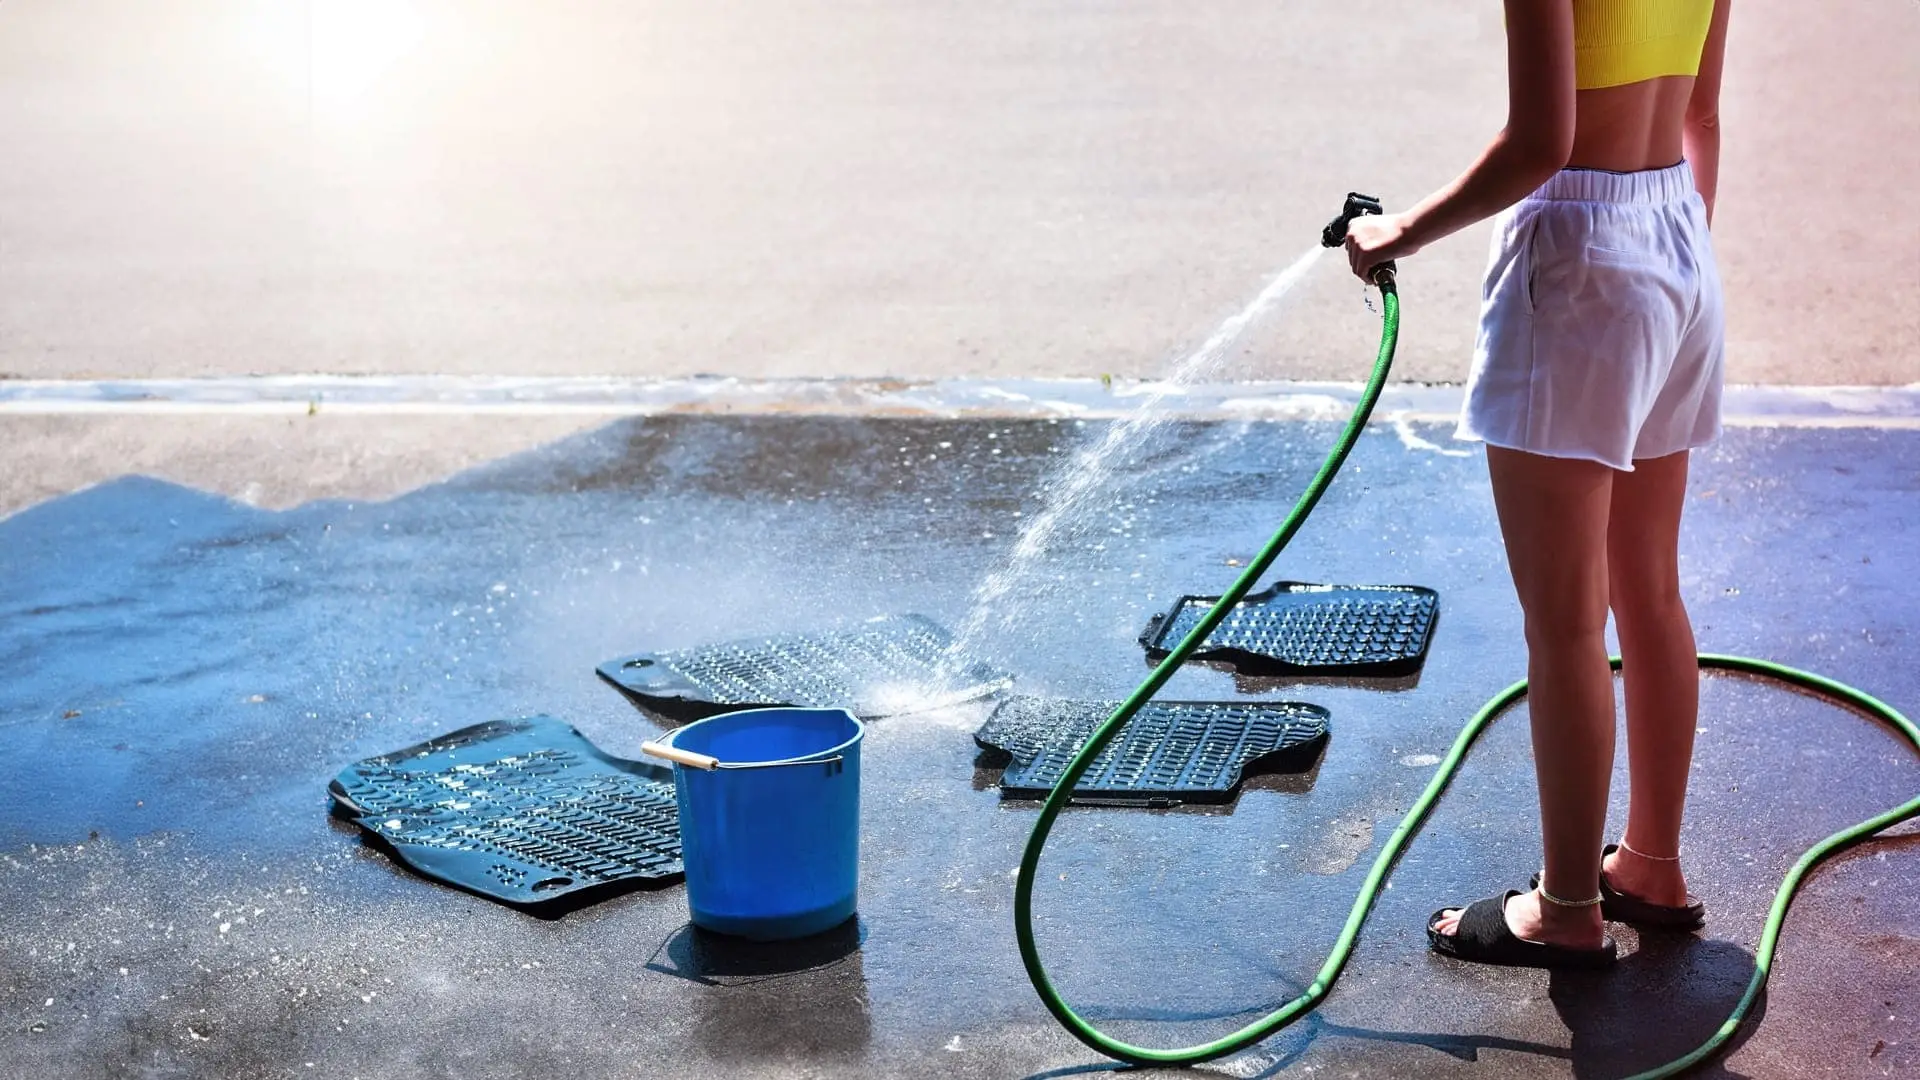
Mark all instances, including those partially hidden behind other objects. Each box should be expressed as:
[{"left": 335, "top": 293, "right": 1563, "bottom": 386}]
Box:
[{"left": 1433, "top": 445, "right": 1616, "bottom": 949}]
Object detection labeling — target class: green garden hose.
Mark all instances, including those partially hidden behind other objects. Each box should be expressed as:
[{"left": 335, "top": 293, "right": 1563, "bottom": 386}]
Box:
[{"left": 1010, "top": 275, "right": 1920, "bottom": 1075}]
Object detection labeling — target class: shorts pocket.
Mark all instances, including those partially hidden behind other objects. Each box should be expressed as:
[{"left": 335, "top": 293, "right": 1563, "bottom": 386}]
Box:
[
  {"left": 1585, "top": 245, "right": 1665, "bottom": 269},
  {"left": 1510, "top": 210, "right": 1547, "bottom": 312}
]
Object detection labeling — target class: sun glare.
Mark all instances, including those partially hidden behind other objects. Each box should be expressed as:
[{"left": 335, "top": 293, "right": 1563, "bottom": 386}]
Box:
[{"left": 308, "top": 1, "right": 425, "bottom": 111}]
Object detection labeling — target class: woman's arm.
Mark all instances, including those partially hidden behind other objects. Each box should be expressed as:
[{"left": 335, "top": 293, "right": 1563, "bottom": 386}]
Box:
[
  {"left": 1345, "top": 0, "right": 1577, "bottom": 280},
  {"left": 1685, "top": 0, "right": 1733, "bottom": 225}
]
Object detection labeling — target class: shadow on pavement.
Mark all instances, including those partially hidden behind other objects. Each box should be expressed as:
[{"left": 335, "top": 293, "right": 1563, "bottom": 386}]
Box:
[
  {"left": 1024, "top": 933, "right": 1765, "bottom": 1080},
  {"left": 646, "top": 919, "right": 873, "bottom": 1062}
]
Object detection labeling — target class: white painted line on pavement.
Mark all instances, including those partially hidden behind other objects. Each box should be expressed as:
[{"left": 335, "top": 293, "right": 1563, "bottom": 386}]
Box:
[{"left": 1, "top": 376, "right": 1917, "bottom": 427}]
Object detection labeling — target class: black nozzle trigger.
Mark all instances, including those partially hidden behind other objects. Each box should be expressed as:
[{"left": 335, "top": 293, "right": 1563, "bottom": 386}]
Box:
[
  {"left": 1321, "top": 192, "right": 1395, "bottom": 284},
  {"left": 1322, "top": 192, "right": 1383, "bottom": 248}
]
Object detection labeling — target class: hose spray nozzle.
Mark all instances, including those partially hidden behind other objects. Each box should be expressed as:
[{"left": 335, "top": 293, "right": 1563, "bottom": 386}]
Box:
[
  {"left": 1321, "top": 192, "right": 1395, "bottom": 286},
  {"left": 1321, "top": 192, "right": 1383, "bottom": 248}
]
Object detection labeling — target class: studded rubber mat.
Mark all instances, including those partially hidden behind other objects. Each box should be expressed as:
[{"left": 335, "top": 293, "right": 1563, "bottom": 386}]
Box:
[
  {"left": 329, "top": 716, "right": 682, "bottom": 907},
  {"left": 597, "top": 614, "right": 1011, "bottom": 722},
  {"left": 1140, "top": 581, "right": 1439, "bottom": 678},
  {"left": 974, "top": 697, "right": 1330, "bottom": 807}
]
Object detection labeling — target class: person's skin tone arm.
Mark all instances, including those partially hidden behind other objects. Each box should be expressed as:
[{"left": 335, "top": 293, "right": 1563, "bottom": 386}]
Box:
[
  {"left": 1684, "top": 0, "right": 1732, "bottom": 225},
  {"left": 1344, "top": 0, "right": 1576, "bottom": 280}
]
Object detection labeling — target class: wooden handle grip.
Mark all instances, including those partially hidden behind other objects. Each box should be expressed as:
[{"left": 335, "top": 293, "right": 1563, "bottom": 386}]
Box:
[{"left": 640, "top": 741, "right": 720, "bottom": 771}]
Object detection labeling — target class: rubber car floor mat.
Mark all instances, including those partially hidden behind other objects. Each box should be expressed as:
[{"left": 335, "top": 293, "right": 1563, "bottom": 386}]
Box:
[
  {"left": 598, "top": 613, "right": 1011, "bottom": 723},
  {"left": 330, "top": 716, "right": 681, "bottom": 908},
  {"left": 1141, "top": 581, "right": 1438, "bottom": 678},
  {"left": 974, "top": 696, "right": 1329, "bottom": 807}
]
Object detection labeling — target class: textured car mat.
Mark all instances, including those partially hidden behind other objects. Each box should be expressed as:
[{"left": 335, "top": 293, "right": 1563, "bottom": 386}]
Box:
[
  {"left": 597, "top": 613, "right": 1011, "bottom": 723},
  {"left": 974, "top": 696, "right": 1329, "bottom": 807},
  {"left": 329, "top": 716, "right": 682, "bottom": 908},
  {"left": 1140, "top": 581, "right": 1439, "bottom": 678}
]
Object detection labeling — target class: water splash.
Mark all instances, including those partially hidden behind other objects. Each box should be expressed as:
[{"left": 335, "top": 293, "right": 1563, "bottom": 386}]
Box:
[{"left": 933, "top": 245, "right": 1328, "bottom": 688}]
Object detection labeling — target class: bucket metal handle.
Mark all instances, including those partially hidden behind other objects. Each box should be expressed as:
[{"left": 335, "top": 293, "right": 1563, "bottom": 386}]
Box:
[
  {"left": 640, "top": 741, "right": 721, "bottom": 771},
  {"left": 641, "top": 741, "right": 845, "bottom": 773}
]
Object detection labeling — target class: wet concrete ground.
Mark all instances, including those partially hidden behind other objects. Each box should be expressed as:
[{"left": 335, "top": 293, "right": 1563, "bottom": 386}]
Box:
[{"left": 2, "top": 415, "right": 1915, "bottom": 1079}]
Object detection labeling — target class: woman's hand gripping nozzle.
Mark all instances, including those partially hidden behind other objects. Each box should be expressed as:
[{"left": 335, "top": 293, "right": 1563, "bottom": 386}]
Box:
[{"left": 1323, "top": 192, "right": 1397, "bottom": 299}]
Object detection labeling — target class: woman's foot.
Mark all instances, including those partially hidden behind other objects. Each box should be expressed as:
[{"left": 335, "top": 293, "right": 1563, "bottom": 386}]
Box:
[
  {"left": 1427, "top": 890, "right": 1616, "bottom": 969},
  {"left": 1526, "top": 844, "right": 1707, "bottom": 930},
  {"left": 1603, "top": 842, "right": 1691, "bottom": 908},
  {"left": 1430, "top": 887, "right": 1608, "bottom": 951}
]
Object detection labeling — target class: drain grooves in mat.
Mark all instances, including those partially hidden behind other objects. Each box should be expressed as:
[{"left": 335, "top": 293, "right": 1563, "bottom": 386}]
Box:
[
  {"left": 329, "top": 716, "right": 682, "bottom": 907},
  {"left": 598, "top": 613, "right": 1011, "bottom": 722},
  {"left": 974, "top": 697, "right": 1329, "bottom": 806},
  {"left": 1141, "top": 581, "right": 1438, "bottom": 678}
]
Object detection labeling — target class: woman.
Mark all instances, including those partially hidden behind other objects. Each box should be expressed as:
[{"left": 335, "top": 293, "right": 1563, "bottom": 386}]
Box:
[{"left": 1344, "top": 0, "right": 1731, "bottom": 968}]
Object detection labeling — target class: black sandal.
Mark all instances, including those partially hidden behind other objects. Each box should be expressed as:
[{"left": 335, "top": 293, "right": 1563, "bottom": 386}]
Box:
[
  {"left": 1529, "top": 845, "right": 1707, "bottom": 931},
  {"left": 1427, "top": 891, "right": 1617, "bottom": 970}
]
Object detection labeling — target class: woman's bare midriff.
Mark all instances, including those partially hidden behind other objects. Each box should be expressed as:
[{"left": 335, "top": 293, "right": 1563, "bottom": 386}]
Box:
[{"left": 1570, "top": 75, "right": 1698, "bottom": 172}]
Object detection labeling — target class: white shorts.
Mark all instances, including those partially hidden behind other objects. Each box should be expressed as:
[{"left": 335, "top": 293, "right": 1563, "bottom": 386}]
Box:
[{"left": 1456, "top": 161, "right": 1725, "bottom": 471}]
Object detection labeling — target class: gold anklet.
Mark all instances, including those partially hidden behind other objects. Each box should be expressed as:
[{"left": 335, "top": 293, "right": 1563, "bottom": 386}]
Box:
[
  {"left": 1619, "top": 839, "right": 1681, "bottom": 862},
  {"left": 1537, "top": 883, "right": 1603, "bottom": 908}
]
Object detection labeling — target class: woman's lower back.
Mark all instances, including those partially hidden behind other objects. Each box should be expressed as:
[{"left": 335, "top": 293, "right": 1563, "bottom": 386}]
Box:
[{"left": 1571, "top": 76, "right": 1699, "bottom": 171}]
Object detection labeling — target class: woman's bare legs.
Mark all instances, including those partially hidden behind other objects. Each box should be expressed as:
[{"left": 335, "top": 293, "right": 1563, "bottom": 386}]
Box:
[
  {"left": 1602, "top": 449, "right": 1696, "bottom": 905},
  {"left": 1433, "top": 446, "right": 1615, "bottom": 949}
]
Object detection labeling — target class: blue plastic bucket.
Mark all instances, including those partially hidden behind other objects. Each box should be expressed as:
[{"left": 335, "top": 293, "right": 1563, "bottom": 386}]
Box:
[{"left": 645, "top": 707, "right": 862, "bottom": 940}]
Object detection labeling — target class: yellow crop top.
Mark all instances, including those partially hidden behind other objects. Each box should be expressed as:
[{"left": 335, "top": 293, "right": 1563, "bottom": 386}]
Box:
[{"left": 1573, "top": 0, "right": 1715, "bottom": 90}]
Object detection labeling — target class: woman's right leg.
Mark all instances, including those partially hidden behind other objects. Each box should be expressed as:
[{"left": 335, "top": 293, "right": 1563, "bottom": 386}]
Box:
[
  {"left": 1605, "top": 449, "right": 1697, "bottom": 906},
  {"left": 1429, "top": 445, "right": 1615, "bottom": 950}
]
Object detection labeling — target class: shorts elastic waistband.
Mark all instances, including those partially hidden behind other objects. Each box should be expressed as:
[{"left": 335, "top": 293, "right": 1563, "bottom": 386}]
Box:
[{"left": 1525, "top": 161, "right": 1696, "bottom": 205}]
